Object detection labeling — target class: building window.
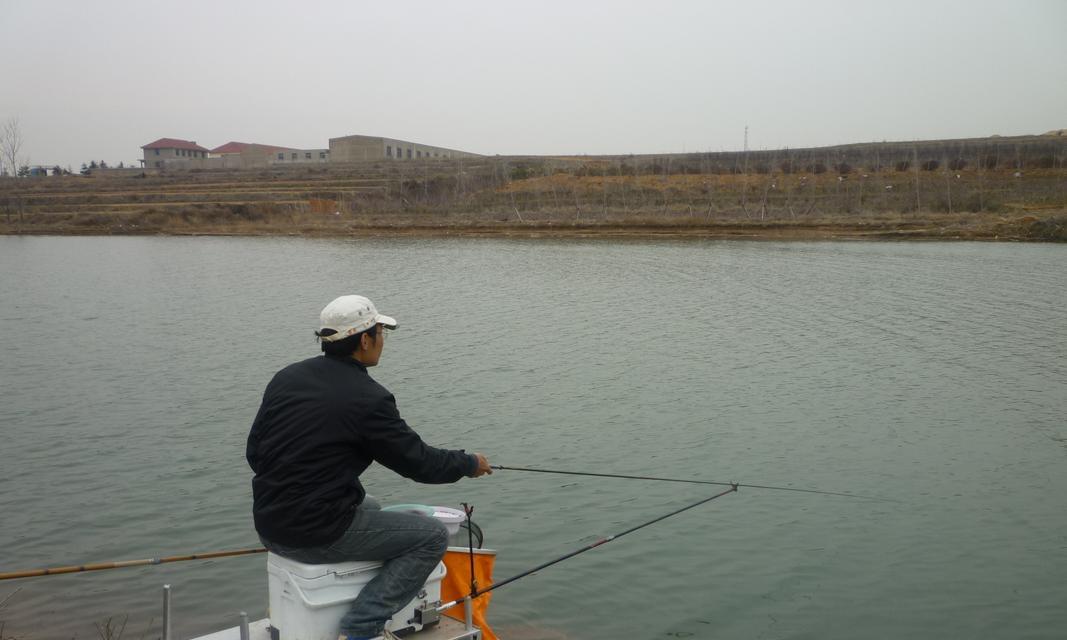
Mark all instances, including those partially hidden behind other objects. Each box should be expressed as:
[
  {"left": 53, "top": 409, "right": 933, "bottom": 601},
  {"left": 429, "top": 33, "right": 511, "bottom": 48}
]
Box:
[
  {"left": 154, "top": 149, "right": 160, "bottom": 156},
  {"left": 319, "top": 152, "right": 326, "bottom": 159},
  {"left": 407, "top": 148, "right": 412, "bottom": 159},
  {"left": 292, "top": 153, "right": 298, "bottom": 160},
  {"left": 305, "top": 152, "right": 312, "bottom": 159},
  {"left": 386, "top": 146, "right": 392, "bottom": 157},
  {"left": 277, "top": 153, "right": 284, "bottom": 160}
]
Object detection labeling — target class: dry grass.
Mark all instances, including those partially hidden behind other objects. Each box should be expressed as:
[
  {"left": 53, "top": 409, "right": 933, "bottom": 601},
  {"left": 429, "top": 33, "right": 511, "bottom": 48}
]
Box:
[
  {"left": 0, "top": 588, "right": 21, "bottom": 640},
  {"left": 94, "top": 615, "right": 128, "bottom": 640}
]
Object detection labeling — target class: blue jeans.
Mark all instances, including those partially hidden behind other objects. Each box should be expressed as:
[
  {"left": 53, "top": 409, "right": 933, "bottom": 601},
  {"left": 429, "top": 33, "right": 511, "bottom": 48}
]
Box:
[{"left": 261, "top": 497, "right": 449, "bottom": 637}]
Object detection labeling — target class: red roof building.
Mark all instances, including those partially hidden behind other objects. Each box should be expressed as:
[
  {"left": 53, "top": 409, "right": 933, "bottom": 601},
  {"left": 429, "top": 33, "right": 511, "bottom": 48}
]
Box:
[
  {"left": 210, "top": 141, "right": 293, "bottom": 155},
  {"left": 141, "top": 138, "right": 210, "bottom": 152},
  {"left": 210, "top": 141, "right": 252, "bottom": 154},
  {"left": 141, "top": 138, "right": 210, "bottom": 168}
]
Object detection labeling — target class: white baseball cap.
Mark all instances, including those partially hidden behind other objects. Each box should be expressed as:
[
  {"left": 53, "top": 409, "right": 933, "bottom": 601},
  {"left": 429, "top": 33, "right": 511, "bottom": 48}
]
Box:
[{"left": 316, "top": 295, "right": 398, "bottom": 342}]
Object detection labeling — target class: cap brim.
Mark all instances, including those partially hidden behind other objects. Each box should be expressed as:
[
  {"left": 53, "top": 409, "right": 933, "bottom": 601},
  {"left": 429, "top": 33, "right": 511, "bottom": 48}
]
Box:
[{"left": 376, "top": 313, "right": 398, "bottom": 330}]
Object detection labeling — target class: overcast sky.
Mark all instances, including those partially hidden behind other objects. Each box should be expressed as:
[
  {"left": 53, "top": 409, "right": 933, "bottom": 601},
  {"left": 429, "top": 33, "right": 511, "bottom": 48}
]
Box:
[{"left": 2, "top": 1, "right": 1065, "bottom": 168}]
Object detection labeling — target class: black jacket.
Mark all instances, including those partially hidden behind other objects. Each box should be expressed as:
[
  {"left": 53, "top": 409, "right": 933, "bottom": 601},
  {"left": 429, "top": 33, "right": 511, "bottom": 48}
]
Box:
[{"left": 246, "top": 354, "right": 477, "bottom": 547}]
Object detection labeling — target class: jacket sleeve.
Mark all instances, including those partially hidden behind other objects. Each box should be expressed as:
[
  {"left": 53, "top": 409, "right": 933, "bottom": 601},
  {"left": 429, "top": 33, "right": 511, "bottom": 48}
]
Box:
[
  {"left": 353, "top": 392, "right": 477, "bottom": 483},
  {"left": 246, "top": 388, "right": 271, "bottom": 473}
]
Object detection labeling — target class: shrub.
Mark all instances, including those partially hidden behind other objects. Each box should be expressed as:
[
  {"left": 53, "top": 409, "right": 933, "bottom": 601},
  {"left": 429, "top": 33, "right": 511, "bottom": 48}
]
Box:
[
  {"left": 921, "top": 160, "right": 940, "bottom": 171},
  {"left": 1026, "top": 215, "right": 1067, "bottom": 241},
  {"left": 895, "top": 160, "right": 911, "bottom": 172},
  {"left": 73, "top": 213, "right": 112, "bottom": 226},
  {"left": 948, "top": 158, "right": 968, "bottom": 170},
  {"left": 227, "top": 204, "right": 265, "bottom": 221},
  {"left": 1032, "top": 155, "right": 1056, "bottom": 169}
]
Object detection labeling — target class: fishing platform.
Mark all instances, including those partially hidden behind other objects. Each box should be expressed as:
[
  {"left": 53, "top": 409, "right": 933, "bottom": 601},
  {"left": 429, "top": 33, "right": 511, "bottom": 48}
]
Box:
[
  {"left": 185, "top": 544, "right": 489, "bottom": 640},
  {"left": 188, "top": 504, "right": 491, "bottom": 640},
  {"left": 195, "top": 605, "right": 481, "bottom": 640},
  {"left": 183, "top": 546, "right": 488, "bottom": 640}
]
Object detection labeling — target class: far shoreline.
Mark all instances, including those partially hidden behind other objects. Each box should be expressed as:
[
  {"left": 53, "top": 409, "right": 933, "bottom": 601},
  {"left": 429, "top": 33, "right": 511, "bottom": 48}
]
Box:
[{"left": 2, "top": 217, "right": 1061, "bottom": 242}]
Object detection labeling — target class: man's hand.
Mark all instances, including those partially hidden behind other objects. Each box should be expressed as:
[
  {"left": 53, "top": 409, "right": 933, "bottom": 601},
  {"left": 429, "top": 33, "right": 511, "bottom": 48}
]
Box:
[{"left": 470, "top": 453, "right": 493, "bottom": 478}]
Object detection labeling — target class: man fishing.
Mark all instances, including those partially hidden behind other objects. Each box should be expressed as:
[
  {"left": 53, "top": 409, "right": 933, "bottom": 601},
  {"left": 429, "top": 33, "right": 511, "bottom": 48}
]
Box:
[{"left": 246, "top": 294, "right": 492, "bottom": 640}]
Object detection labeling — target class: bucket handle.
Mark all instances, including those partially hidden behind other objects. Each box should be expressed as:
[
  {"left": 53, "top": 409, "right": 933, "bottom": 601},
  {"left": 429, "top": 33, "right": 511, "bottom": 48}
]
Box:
[
  {"left": 334, "top": 563, "right": 381, "bottom": 578},
  {"left": 283, "top": 568, "right": 360, "bottom": 609}
]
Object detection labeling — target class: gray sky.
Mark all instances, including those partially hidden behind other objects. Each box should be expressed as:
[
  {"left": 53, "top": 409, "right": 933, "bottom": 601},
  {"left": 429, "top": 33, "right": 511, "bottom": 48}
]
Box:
[{"left": 3, "top": 0, "right": 1065, "bottom": 169}]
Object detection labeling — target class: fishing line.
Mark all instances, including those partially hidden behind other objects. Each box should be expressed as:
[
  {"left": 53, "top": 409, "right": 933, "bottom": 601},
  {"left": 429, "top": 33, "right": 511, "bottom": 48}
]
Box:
[
  {"left": 438, "top": 484, "right": 738, "bottom": 612},
  {"left": 491, "top": 464, "right": 895, "bottom": 502}
]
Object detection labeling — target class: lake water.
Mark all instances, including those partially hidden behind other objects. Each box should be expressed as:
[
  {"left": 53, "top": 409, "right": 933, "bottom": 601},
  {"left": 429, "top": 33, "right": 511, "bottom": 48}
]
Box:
[{"left": 0, "top": 236, "right": 1064, "bottom": 640}]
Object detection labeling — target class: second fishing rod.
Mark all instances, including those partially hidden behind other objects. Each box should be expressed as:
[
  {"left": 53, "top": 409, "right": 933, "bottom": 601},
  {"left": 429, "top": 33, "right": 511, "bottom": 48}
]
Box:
[{"left": 437, "top": 483, "right": 739, "bottom": 612}]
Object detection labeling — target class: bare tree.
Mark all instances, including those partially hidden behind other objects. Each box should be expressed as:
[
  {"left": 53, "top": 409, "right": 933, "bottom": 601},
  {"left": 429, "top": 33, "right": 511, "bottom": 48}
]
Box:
[{"left": 1, "top": 117, "right": 27, "bottom": 177}]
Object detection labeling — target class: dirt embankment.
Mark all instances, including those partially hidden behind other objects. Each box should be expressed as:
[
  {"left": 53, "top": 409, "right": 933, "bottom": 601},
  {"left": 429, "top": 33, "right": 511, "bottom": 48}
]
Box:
[{"left": 1, "top": 150, "right": 1065, "bottom": 241}]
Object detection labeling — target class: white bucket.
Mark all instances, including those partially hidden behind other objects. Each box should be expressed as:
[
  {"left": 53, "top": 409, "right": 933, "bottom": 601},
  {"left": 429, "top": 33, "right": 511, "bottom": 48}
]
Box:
[{"left": 266, "top": 552, "right": 445, "bottom": 639}]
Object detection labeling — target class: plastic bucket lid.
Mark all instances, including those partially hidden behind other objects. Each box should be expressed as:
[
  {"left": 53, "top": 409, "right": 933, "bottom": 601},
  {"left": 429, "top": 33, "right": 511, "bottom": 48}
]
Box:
[
  {"left": 381, "top": 504, "right": 435, "bottom": 516},
  {"left": 430, "top": 506, "right": 465, "bottom": 526},
  {"left": 382, "top": 504, "right": 465, "bottom": 534}
]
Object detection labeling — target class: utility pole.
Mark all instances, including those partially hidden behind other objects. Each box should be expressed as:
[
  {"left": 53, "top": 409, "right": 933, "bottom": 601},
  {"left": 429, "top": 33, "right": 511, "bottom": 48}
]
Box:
[
  {"left": 743, "top": 125, "right": 750, "bottom": 174},
  {"left": 741, "top": 125, "right": 750, "bottom": 216}
]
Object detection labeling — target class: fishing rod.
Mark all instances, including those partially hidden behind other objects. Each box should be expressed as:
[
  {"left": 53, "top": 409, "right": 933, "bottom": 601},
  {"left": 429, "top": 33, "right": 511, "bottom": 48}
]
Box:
[
  {"left": 0, "top": 548, "right": 266, "bottom": 582},
  {"left": 490, "top": 464, "right": 895, "bottom": 502},
  {"left": 437, "top": 483, "right": 738, "bottom": 612}
]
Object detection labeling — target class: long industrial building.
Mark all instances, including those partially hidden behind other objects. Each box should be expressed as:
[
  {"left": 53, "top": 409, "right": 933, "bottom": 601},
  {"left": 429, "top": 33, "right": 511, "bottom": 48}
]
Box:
[{"left": 329, "top": 135, "right": 480, "bottom": 163}]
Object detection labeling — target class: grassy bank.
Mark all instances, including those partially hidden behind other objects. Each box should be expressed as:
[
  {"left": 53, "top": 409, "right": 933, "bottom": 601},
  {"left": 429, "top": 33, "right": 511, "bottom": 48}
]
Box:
[{"left": 2, "top": 148, "right": 1065, "bottom": 241}]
